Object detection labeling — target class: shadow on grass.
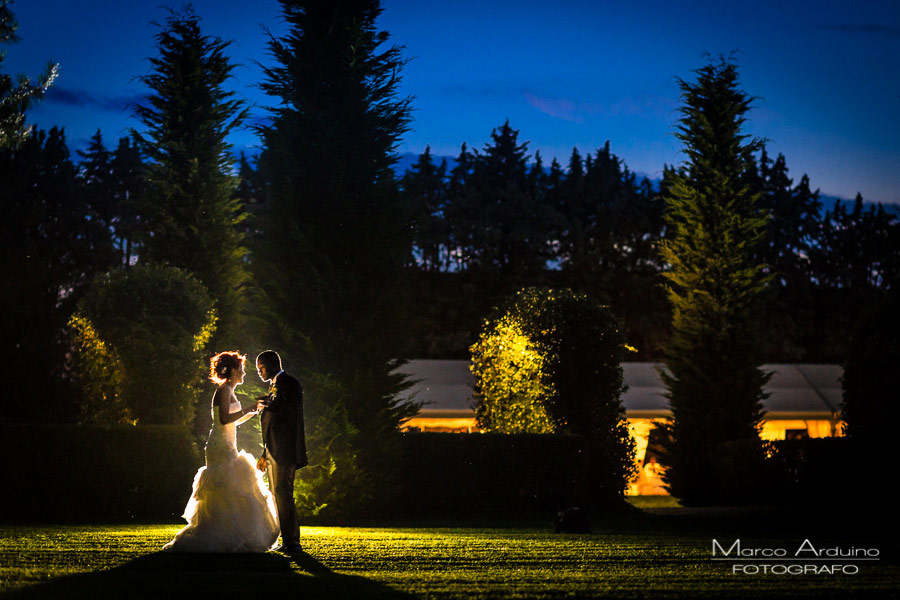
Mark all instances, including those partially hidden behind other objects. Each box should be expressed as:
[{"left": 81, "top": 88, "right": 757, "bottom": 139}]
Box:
[{"left": 2, "top": 551, "right": 412, "bottom": 599}]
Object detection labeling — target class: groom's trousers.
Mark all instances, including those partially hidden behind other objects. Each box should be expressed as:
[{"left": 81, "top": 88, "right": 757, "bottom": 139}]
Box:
[{"left": 266, "top": 456, "right": 300, "bottom": 545}]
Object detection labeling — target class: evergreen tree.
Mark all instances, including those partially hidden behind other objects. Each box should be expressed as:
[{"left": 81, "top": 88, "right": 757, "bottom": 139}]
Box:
[
  {"left": 444, "top": 142, "right": 477, "bottom": 273},
  {"left": 77, "top": 130, "right": 116, "bottom": 236},
  {"left": 1, "top": 127, "right": 111, "bottom": 421},
  {"left": 402, "top": 146, "right": 448, "bottom": 271},
  {"left": 450, "top": 120, "right": 554, "bottom": 290},
  {"left": 657, "top": 58, "right": 772, "bottom": 504},
  {"left": 233, "top": 151, "right": 265, "bottom": 207},
  {"left": 0, "top": 0, "right": 56, "bottom": 149},
  {"left": 132, "top": 7, "right": 249, "bottom": 346},
  {"left": 751, "top": 149, "right": 822, "bottom": 360},
  {"left": 78, "top": 131, "right": 146, "bottom": 269},
  {"left": 812, "top": 195, "right": 898, "bottom": 291},
  {"left": 554, "top": 141, "right": 666, "bottom": 357},
  {"left": 557, "top": 147, "right": 590, "bottom": 286},
  {"left": 475, "top": 120, "right": 552, "bottom": 284},
  {"left": 109, "top": 135, "right": 145, "bottom": 267},
  {"left": 802, "top": 195, "right": 900, "bottom": 361},
  {"left": 256, "top": 0, "right": 418, "bottom": 520},
  {"left": 403, "top": 142, "right": 490, "bottom": 359}
]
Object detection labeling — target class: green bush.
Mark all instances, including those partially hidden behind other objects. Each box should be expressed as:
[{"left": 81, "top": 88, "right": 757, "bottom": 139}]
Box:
[
  {"left": 293, "top": 373, "right": 368, "bottom": 523},
  {"left": 71, "top": 263, "right": 217, "bottom": 426},
  {"left": 471, "top": 287, "right": 636, "bottom": 506},
  {"left": 291, "top": 371, "right": 414, "bottom": 525}
]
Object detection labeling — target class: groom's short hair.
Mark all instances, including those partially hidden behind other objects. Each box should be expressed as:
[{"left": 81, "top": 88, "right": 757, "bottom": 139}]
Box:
[{"left": 257, "top": 350, "right": 282, "bottom": 371}]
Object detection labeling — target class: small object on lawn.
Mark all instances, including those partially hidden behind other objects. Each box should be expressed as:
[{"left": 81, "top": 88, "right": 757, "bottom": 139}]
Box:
[{"left": 554, "top": 506, "right": 590, "bottom": 533}]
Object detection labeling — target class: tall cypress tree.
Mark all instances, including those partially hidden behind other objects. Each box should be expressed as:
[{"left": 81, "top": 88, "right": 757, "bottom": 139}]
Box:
[
  {"left": 658, "top": 58, "right": 771, "bottom": 504},
  {"left": 256, "top": 0, "right": 417, "bottom": 519},
  {"left": 132, "top": 7, "right": 248, "bottom": 346}
]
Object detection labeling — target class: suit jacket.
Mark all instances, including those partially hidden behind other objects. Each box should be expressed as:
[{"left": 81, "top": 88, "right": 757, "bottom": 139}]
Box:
[{"left": 261, "top": 371, "right": 308, "bottom": 469}]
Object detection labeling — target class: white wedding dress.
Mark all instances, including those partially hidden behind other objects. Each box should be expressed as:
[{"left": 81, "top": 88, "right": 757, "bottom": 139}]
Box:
[{"left": 163, "top": 394, "right": 279, "bottom": 552}]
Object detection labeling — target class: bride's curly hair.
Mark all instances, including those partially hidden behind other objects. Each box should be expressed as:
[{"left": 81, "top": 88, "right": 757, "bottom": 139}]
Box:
[{"left": 209, "top": 351, "right": 246, "bottom": 385}]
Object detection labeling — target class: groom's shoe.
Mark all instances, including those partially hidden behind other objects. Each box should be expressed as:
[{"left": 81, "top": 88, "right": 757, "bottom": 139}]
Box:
[{"left": 275, "top": 542, "right": 303, "bottom": 553}]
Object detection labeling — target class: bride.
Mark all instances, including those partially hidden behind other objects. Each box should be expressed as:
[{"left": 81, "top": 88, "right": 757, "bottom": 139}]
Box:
[{"left": 164, "top": 351, "right": 279, "bottom": 552}]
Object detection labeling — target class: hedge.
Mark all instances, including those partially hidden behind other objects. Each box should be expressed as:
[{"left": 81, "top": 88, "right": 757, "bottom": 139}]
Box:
[
  {"left": 0, "top": 425, "right": 201, "bottom": 522},
  {"left": 396, "top": 432, "right": 593, "bottom": 518},
  {"left": 1, "top": 427, "right": 609, "bottom": 522},
  {"left": 767, "top": 437, "right": 863, "bottom": 505}
]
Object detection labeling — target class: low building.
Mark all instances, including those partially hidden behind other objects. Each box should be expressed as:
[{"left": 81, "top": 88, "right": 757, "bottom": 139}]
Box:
[{"left": 396, "top": 360, "right": 843, "bottom": 495}]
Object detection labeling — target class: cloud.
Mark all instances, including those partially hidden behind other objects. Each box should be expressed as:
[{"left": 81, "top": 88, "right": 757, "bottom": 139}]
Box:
[
  {"left": 603, "top": 94, "right": 677, "bottom": 119},
  {"left": 45, "top": 86, "right": 147, "bottom": 112},
  {"left": 433, "top": 82, "right": 523, "bottom": 100},
  {"left": 524, "top": 93, "right": 583, "bottom": 123},
  {"left": 429, "top": 80, "right": 676, "bottom": 123},
  {"left": 818, "top": 23, "right": 900, "bottom": 37},
  {"left": 524, "top": 91, "right": 676, "bottom": 123}
]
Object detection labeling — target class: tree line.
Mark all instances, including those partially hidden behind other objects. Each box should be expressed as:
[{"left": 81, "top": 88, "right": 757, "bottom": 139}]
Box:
[
  {"left": 396, "top": 122, "right": 899, "bottom": 363},
  {"left": 4, "top": 3, "right": 899, "bottom": 424}
]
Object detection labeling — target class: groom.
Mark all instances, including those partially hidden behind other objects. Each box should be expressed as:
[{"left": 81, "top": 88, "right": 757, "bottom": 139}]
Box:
[{"left": 255, "top": 350, "right": 308, "bottom": 553}]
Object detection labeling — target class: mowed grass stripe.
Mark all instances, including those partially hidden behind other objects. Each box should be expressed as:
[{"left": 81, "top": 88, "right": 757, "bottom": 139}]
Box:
[{"left": 1, "top": 526, "right": 896, "bottom": 598}]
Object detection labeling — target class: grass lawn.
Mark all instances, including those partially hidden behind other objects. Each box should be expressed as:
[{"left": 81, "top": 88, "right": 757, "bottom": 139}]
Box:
[{"left": 1, "top": 507, "right": 896, "bottom": 599}]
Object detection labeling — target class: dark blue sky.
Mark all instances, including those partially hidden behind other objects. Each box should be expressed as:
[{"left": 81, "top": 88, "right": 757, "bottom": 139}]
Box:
[{"left": 6, "top": 0, "right": 900, "bottom": 204}]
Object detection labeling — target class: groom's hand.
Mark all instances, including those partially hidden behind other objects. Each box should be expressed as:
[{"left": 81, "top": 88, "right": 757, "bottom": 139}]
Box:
[{"left": 256, "top": 455, "right": 267, "bottom": 472}]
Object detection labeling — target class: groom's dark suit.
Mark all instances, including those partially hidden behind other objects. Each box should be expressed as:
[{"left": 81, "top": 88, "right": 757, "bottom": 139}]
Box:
[{"left": 261, "top": 371, "right": 307, "bottom": 546}]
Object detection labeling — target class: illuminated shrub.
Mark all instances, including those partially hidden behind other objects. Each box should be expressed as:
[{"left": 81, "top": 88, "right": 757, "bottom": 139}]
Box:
[
  {"left": 69, "top": 314, "right": 129, "bottom": 425},
  {"left": 470, "top": 316, "right": 554, "bottom": 434},
  {"left": 471, "top": 287, "right": 636, "bottom": 503},
  {"left": 70, "top": 264, "right": 217, "bottom": 426}
]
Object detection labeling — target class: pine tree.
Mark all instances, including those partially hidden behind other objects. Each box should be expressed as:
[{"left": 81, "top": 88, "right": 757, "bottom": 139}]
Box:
[
  {"left": 109, "top": 135, "right": 145, "bottom": 267},
  {"left": 477, "top": 120, "right": 550, "bottom": 283},
  {"left": 256, "top": 0, "right": 417, "bottom": 519},
  {"left": 750, "top": 148, "right": 823, "bottom": 360},
  {"left": 445, "top": 142, "right": 477, "bottom": 272},
  {"left": 553, "top": 141, "right": 666, "bottom": 357},
  {"left": 132, "top": 7, "right": 248, "bottom": 346},
  {"left": 402, "top": 146, "right": 448, "bottom": 272},
  {"left": 658, "top": 57, "right": 772, "bottom": 504},
  {"left": 77, "top": 130, "right": 116, "bottom": 235},
  {"left": 455, "top": 120, "right": 553, "bottom": 289},
  {"left": 804, "top": 195, "right": 900, "bottom": 360},
  {"left": 233, "top": 151, "right": 265, "bottom": 207}
]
